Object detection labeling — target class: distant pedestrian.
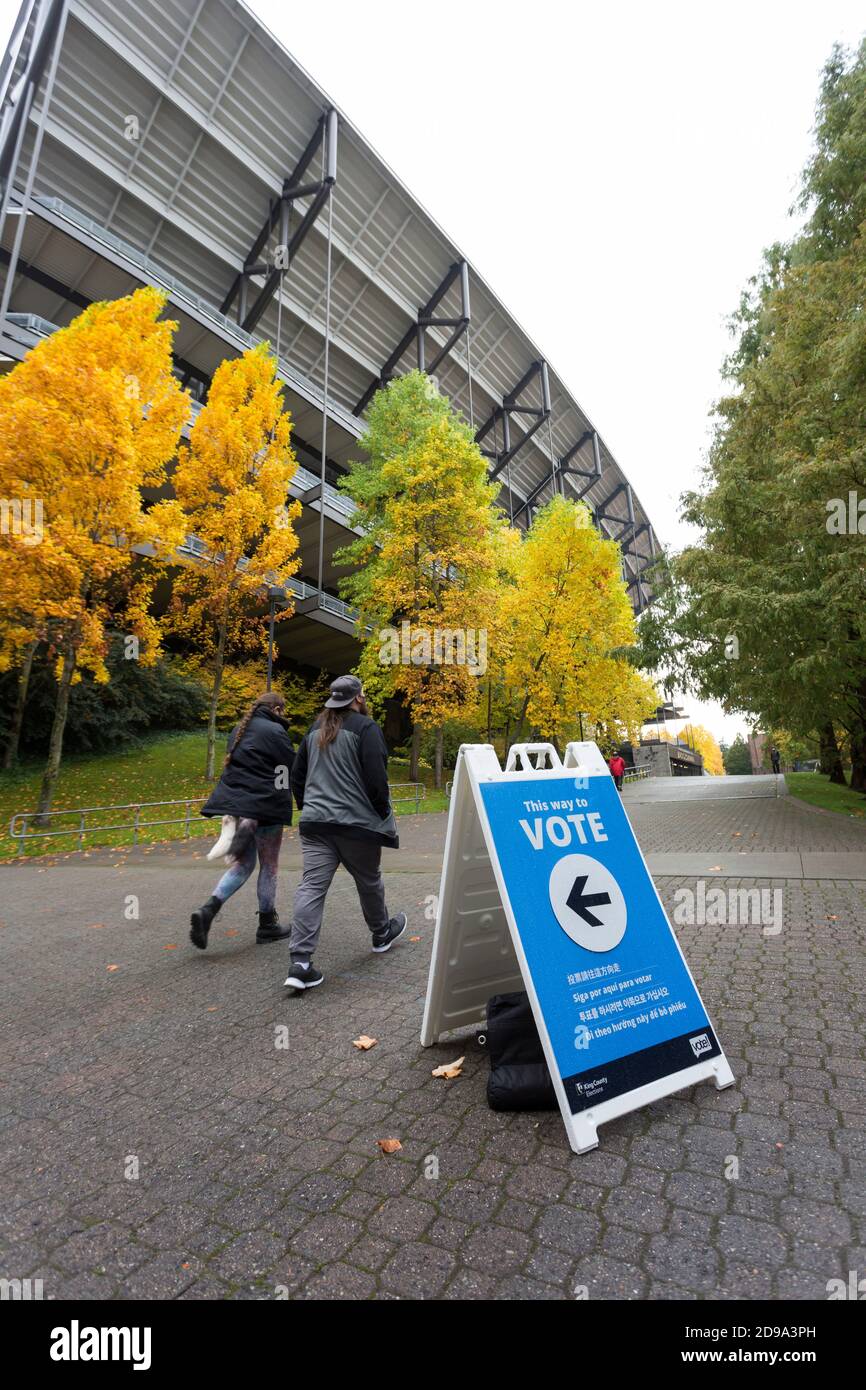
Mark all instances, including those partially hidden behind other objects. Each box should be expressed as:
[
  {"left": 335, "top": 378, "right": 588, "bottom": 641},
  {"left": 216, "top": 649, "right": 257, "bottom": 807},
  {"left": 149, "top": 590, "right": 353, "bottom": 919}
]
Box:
[
  {"left": 284, "top": 675, "right": 406, "bottom": 992},
  {"left": 608, "top": 752, "right": 626, "bottom": 792},
  {"left": 190, "top": 691, "right": 294, "bottom": 950},
  {"left": 771, "top": 746, "right": 781, "bottom": 775}
]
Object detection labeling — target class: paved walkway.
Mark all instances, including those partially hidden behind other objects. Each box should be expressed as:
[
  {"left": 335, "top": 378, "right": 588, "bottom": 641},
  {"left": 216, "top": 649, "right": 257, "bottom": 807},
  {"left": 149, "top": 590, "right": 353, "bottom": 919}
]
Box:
[{"left": 1, "top": 787, "right": 865, "bottom": 1300}]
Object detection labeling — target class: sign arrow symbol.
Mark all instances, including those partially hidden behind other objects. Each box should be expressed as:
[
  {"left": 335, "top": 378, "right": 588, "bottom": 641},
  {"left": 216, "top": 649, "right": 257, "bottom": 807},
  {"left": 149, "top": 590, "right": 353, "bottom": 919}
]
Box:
[{"left": 566, "top": 874, "right": 611, "bottom": 927}]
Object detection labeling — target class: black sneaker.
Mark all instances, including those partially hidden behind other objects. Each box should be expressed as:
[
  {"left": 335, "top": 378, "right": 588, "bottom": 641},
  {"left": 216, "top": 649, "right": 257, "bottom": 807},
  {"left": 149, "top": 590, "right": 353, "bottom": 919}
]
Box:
[
  {"left": 284, "top": 960, "right": 324, "bottom": 990},
  {"left": 371, "top": 912, "right": 407, "bottom": 953}
]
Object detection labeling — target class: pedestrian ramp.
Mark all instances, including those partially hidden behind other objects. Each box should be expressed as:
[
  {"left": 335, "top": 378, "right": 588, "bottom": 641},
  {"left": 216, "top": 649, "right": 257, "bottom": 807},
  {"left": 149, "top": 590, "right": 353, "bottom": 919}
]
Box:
[{"left": 624, "top": 774, "right": 785, "bottom": 804}]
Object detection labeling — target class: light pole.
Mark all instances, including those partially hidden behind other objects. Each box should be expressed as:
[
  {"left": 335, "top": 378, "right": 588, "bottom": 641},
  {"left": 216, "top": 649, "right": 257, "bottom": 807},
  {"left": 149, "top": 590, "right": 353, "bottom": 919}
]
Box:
[{"left": 266, "top": 586, "right": 281, "bottom": 692}]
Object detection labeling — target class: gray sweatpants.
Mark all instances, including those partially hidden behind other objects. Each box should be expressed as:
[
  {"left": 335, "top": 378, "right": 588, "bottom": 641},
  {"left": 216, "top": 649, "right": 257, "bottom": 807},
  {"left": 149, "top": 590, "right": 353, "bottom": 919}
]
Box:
[{"left": 289, "top": 833, "right": 389, "bottom": 960}]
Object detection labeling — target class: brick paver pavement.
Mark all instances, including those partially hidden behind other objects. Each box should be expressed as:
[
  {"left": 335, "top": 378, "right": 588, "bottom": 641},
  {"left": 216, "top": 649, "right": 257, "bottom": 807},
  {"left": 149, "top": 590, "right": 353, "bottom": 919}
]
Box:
[{"left": 1, "top": 793, "right": 865, "bottom": 1300}]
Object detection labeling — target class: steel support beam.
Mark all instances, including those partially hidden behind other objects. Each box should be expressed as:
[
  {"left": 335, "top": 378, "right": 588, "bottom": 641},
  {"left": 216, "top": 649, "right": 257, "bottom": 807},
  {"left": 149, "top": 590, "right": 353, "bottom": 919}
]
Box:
[
  {"left": 0, "top": 0, "right": 63, "bottom": 192},
  {"left": 0, "top": 0, "right": 67, "bottom": 334},
  {"left": 353, "top": 259, "right": 470, "bottom": 415},
  {"left": 477, "top": 359, "right": 551, "bottom": 481},
  {"left": 595, "top": 481, "right": 635, "bottom": 533},
  {"left": 220, "top": 108, "right": 338, "bottom": 335},
  {"left": 512, "top": 425, "right": 604, "bottom": 524}
]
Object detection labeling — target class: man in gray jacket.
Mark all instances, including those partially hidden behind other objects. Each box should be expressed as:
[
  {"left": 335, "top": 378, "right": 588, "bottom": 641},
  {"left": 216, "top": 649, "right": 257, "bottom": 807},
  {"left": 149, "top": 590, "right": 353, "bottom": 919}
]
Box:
[{"left": 284, "top": 674, "right": 407, "bottom": 990}]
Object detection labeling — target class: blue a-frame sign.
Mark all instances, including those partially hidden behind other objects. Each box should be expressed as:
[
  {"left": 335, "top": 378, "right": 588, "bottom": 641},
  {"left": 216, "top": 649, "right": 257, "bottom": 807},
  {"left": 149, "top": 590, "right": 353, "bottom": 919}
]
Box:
[{"left": 421, "top": 742, "right": 734, "bottom": 1153}]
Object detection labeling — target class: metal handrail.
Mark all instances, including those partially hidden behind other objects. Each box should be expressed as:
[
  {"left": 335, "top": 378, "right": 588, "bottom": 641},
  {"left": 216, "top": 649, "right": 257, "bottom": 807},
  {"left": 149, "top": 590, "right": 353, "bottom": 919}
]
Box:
[
  {"left": 389, "top": 782, "right": 426, "bottom": 814},
  {"left": 8, "top": 797, "right": 209, "bottom": 854},
  {"left": 292, "top": 465, "right": 357, "bottom": 519},
  {"left": 175, "top": 537, "right": 360, "bottom": 619},
  {"left": 9, "top": 782, "right": 428, "bottom": 853}
]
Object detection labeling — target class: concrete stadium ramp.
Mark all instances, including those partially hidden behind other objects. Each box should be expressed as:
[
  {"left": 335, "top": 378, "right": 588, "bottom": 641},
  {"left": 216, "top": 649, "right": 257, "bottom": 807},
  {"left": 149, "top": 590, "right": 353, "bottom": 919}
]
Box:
[{"left": 624, "top": 774, "right": 786, "bottom": 803}]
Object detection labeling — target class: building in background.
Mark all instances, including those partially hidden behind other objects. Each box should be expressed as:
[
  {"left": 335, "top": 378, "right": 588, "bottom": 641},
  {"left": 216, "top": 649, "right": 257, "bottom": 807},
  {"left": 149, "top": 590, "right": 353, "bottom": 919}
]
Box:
[
  {"left": 632, "top": 739, "right": 704, "bottom": 778},
  {"left": 0, "top": 0, "right": 659, "bottom": 677}
]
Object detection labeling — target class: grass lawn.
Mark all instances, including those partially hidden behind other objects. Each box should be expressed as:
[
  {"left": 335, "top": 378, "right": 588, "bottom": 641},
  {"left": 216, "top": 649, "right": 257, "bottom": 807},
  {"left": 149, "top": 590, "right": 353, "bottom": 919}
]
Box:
[
  {"left": 785, "top": 770, "right": 866, "bottom": 820},
  {"left": 0, "top": 731, "right": 449, "bottom": 859}
]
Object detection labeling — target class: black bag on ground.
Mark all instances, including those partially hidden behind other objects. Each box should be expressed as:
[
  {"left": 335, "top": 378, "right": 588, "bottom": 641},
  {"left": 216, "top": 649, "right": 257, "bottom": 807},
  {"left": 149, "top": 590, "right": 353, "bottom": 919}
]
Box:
[{"left": 485, "top": 991, "right": 557, "bottom": 1112}]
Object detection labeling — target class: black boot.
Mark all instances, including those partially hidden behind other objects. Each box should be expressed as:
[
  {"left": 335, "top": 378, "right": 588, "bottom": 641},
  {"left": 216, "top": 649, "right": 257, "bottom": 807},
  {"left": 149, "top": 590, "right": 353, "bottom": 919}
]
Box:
[
  {"left": 256, "top": 909, "right": 292, "bottom": 944},
  {"left": 190, "top": 896, "right": 221, "bottom": 950}
]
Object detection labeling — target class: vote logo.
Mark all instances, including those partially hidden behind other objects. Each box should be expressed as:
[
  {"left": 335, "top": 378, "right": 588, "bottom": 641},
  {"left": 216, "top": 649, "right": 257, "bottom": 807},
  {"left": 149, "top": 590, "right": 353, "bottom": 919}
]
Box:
[{"left": 549, "top": 854, "right": 627, "bottom": 953}]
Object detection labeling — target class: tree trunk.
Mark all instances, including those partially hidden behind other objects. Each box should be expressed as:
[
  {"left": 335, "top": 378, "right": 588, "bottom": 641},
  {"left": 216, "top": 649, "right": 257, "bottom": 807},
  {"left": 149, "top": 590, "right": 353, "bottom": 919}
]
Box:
[
  {"left": 819, "top": 722, "right": 845, "bottom": 785},
  {"left": 511, "top": 691, "right": 531, "bottom": 751},
  {"left": 206, "top": 613, "right": 228, "bottom": 781},
  {"left": 409, "top": 723, "right": 421, "bottom": 783},
  {"left": 3, "top": 639, "right": 38, "bottom": 770},
  {"left": 486, "top": 680, "right": 492, "bottom": 744},
  {"left": 849, "top": 681, "right": 866, "bottom": 792},
  {"left": 850, "top": 742, "right": 866, "bottom": 791},
  {"left": 434, "top": 725, "right": 443, "bottom": 790},
  {"left": 34, "top": 645, "right": 76, "bottom": 825},
  {"left": 850, "top": 728, "right": 866, "bottom": 792}
]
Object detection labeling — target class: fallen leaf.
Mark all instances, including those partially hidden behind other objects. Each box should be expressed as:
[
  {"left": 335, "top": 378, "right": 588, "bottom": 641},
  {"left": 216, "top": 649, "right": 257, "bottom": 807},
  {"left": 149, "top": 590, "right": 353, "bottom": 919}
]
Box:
[
  {"left": 708, "top": 865, "right": 722, "bottom": 872},
  {"left": 88, "top": 922, "right": 107, "bottom": 929},
  {"left": 409, "top": 935, "right": 421, "bottom": 942},
  {"left": 206, "top": 1007, "right": 218, "bottom": 1012},
  {"left": 353, "top": 1035, "right": 377, "bottom": 1051},
  {"left": 106, "top": 964, "right": 120, "bottom": 972},
  {"left": 163, "top": 944, "right": 178, "bottom": 951},
  {"left": 377, "top": 1138, "right": 402, "bottom": 1154},
  {"left": 224, "top": 929, "right": 240, "bottom": 937},
  {"left": 826, "top": 915, "right": 837, "bottom": 921},
  {"left": 432, "top": 1056, "right": 465, "bottom": 1079}
]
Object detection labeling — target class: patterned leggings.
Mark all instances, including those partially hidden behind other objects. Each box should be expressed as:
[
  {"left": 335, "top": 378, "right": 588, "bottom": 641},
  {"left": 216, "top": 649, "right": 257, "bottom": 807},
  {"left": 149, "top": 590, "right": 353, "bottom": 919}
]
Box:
[{"left": 212, "top": 820, "right": 283, "bottom": 912}]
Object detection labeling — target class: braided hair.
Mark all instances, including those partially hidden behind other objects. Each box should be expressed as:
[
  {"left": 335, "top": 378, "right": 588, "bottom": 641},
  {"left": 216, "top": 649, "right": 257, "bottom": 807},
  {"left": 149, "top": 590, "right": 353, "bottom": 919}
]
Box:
[{"left": 224, "top": 690, "right": 286, "bottom": 769}]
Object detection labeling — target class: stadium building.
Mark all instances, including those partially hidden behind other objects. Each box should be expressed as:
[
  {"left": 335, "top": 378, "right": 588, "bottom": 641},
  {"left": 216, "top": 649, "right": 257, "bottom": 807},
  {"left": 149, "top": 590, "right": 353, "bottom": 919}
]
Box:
[{"left": 0, "top": 0, "right": 659, "bottom": 677}]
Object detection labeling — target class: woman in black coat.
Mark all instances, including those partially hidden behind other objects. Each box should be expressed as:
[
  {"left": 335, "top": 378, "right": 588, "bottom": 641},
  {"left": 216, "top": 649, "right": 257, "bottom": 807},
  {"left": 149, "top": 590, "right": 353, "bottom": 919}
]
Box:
[{"left": 190, "top": 691, "right": 294, "bottom": 950}]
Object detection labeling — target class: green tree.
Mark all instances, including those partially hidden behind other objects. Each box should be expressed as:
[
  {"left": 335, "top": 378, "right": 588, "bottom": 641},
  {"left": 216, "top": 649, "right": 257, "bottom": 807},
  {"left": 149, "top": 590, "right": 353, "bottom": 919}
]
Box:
[
  {"left": 337, "top": 372, "right": 506, "bottom": 787},
  {"left": 723, "top": 734, "right": 752, "bottom": 776},
  {"left": 653, "top": 40, "right": 866, "bottom": 789}
]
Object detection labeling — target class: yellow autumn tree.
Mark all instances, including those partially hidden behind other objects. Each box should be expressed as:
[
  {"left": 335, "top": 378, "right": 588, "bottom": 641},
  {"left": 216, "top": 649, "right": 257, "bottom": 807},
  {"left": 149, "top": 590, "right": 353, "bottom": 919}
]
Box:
[
  {"left": 657, "top": 723, "right": 725, "bottom": 775},
  {"left": 0, "top": 287, "right": 189, "bottom": 816},
  {"left": 0, "top": 533, "right": 81, "bottom": 768},
  {"left": 693, "top": 727, "right": 724, "bottom": 775},
  {"left": 498, "top": 495, "right": 657, "bottom": 747},
  {"left": 338, "top": 372, "right": 508, "bottom": 787},
  {"left": 167, "top": 344, "right": 301, "bottom": 778}
]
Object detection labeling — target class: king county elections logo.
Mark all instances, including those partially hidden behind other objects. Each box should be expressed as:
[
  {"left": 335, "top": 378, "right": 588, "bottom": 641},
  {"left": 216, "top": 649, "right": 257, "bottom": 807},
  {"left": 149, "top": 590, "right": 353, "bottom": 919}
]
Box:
[{"left": 549, "top": 853, "right": 627, "bottom": 953}]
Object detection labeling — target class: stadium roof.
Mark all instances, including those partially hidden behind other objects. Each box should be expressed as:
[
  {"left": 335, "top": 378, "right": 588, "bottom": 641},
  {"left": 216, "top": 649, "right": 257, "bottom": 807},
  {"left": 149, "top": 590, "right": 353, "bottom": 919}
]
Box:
[{"left": 1, "top": 0, "right": 659, "bottom": 616}]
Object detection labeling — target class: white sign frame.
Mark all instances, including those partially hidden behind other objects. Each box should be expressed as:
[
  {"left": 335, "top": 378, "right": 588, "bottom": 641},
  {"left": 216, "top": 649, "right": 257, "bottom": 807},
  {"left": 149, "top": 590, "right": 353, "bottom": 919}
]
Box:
[{"left": 421, "top": 741, "right": 735, "bottom": 1154}]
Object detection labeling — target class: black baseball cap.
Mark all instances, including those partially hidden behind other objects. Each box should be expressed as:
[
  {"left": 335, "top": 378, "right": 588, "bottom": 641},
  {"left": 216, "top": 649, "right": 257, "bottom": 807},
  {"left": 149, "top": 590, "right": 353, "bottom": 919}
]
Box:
[{"left": 325, "top": 674, "right": 363, "bottom": 709}]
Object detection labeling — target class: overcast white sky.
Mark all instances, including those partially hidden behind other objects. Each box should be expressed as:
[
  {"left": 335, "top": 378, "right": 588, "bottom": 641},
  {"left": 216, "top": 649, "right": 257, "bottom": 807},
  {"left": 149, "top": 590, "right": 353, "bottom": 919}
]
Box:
[
  {"left": 247, "top": 0, "right": 863, "bottom": 747},
  {"left": 4, "top": 0, "right": 864, "bottom": 746}
]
